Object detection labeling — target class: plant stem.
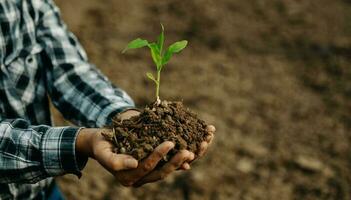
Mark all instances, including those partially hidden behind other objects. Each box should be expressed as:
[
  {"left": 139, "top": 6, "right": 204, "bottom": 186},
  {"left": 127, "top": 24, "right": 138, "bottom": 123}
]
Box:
[{"left": 156, "top": 69, "right": 161, "bottom": 103}]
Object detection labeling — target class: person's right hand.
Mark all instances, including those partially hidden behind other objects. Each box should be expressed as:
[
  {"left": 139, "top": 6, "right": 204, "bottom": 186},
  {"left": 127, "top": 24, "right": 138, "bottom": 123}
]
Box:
[{"left": 76, "top": 128, "right": 194, "bottom": 187}]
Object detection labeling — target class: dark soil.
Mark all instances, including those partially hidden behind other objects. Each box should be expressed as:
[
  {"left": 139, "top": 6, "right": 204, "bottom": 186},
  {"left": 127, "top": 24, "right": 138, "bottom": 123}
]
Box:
[{"left": 102, "top": 101, "right": 209, "bottom": 161}]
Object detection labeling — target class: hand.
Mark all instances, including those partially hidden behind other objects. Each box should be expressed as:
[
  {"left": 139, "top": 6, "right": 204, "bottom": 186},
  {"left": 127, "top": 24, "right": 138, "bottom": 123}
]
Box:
[
  {"left": 76, "top": 129, "right": 194, "bottom": 187},
  {"left": 76, "top": 128, "right": 139, "bottom": 171},
  {"left": 198, "top": 125, "right": 216, "bottom": 158},
  {"left": 179, "top": 125, "right": 216, "bottom": 170}
]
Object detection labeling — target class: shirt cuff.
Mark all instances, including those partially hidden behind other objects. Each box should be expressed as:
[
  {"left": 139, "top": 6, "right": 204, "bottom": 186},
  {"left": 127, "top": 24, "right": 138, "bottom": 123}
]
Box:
[{"left": 40, "top": 126, "right": 87, "bottom": 178}]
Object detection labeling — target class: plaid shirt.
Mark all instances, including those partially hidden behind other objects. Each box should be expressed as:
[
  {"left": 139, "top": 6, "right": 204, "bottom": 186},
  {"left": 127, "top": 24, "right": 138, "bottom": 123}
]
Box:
[{"left": 0, "top": 0, "right": 135, "bottom": 199}]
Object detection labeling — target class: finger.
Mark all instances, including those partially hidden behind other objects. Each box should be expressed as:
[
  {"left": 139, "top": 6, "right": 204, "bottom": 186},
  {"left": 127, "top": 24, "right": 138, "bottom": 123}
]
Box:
[
  {"left": 99, "top": 152, "right": 138, "bottom": 172},
  {"left": 183, "top": 163, "right": 191, "bottom": 170},
  {"left": 186, "top": 152, "right": 195, "bottom": 162},
  {"left": 198, "top": 142, "right": 208, "bottom": 158},
  {"left": 206, "top": 125, "right": 215, "bottom": 144},
  {"left": 134, "top": 141, "right": 174, "bottom": 177},
  {"left": 206, "top": 134, "right": 214, "bottom": 144},
  {"left": 135, "top": 150, "right": 193, "bottom": 186},
  {"left": 114, "top": 142, "right": 174, "bottom": 185},
  {"left": 133, "top": 150, "right": 192, "bottom": 187},
  {"left": 178, "top": 162, "right": 191, "bottom": 171},
  {"left": 206, "top": 125, "right": 216, "bottom": 133},
  {"left": 177, "top": 151, "right": 195, "bottom": 170}
]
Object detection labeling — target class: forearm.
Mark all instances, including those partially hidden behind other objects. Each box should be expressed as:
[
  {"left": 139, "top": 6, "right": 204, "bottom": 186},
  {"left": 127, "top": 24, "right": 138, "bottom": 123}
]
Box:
[
  {"left": 36, "top": 0, "right": 135, "bottom": 128},
  {"left": 46, "top": 63, "right": 135, "bottom": 127}
]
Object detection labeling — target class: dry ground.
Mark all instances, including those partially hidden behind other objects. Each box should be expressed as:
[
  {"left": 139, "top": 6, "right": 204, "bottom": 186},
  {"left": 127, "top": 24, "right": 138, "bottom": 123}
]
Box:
[{"left": 53, "top": 0, "right": 351, "bottom": 199}]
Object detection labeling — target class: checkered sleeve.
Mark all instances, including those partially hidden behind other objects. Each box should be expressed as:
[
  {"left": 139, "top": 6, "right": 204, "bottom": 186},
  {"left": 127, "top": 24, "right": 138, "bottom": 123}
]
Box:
[
  {"left": 36, "top": 0, "right": 135, "bottom": 128},
  {"left": 0, "top": 119, "right": 84, "bottom": 184}
]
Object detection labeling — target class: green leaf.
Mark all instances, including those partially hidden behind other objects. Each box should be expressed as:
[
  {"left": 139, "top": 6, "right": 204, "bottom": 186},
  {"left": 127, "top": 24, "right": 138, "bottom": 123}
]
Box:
[
  {"left": 162, "top": 40, "right": 188, "bottom": 65},
  {"left": 122, "top": 38, "right": 149, "bottom": 53},
  {"left": 157, "top": 24, "right": 165, "bottom": 53},
  {"left": 146, "top": 72, "right": 157, "bottom": 83},
  {"left": 169, "top": 40, "right": 188, "bottom": 53},
  {"left": 148, "top": 43, "right": 162, "bottom": 70}
]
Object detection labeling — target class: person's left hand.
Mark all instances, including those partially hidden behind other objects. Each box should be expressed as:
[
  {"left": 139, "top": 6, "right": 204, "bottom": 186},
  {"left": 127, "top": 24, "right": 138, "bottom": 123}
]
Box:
[{"left": 177, "top": 125, "right": 216, "bottom": 170}]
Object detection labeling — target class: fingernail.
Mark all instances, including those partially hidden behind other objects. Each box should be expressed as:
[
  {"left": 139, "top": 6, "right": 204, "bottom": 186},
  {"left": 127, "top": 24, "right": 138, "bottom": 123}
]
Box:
[{"left": 124, "top": 158, "right": 138, "bottom": 168}]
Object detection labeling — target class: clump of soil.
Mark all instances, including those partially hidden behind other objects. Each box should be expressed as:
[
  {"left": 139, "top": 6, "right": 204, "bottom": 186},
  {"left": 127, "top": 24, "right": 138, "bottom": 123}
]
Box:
[{"left": 102, "top": 100, "right": 209, "bottom": 161}]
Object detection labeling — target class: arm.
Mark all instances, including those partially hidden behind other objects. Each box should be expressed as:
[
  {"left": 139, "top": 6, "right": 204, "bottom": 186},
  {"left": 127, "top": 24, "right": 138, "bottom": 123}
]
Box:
[
  {"left": 0, "top": 119, "right": 83, "bottom": 184},
  {"left": 36, "top": 0, "right": 134, "bottom": 127},
  {"left": 0, "top": 115, "right": 213, "bottom": 186},
  {"left": 33, "top": 1, "right": 191, "bottom": 186},
  {"left": 34, "top": 0, "right": 215, "bottom": 186}
]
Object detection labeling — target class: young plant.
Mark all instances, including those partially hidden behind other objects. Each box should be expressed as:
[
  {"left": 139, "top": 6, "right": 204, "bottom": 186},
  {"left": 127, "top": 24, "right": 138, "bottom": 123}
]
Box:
[{"left": 122, "top": 24, "right": 188, "bottom": 104}]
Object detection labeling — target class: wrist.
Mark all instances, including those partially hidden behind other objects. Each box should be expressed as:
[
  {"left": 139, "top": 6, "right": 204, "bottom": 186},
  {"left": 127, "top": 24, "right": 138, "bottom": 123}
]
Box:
[{"left": 76, "top": 128, "right": 97, "bottom": 158}]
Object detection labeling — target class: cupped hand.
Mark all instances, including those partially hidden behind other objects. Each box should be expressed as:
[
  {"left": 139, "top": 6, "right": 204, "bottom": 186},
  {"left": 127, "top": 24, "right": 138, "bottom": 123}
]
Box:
[
  {"left": 178, "top": 125, "right": 216, "bottom": 170},
  {"left": 77, "top": 128, "right": 194, "bottom": 187},
  {"left": 76, "top": 109, "right": 215, "bottom": 186},
  {"left": 198, "top": 125, "right": 216, "bottom": 157}
]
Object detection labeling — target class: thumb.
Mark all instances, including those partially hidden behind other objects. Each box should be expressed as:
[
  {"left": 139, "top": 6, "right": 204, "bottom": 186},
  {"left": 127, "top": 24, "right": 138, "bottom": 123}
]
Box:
[
  {"left": 110, "top": 154, "right": 139, "bottom": 171},
  {"left": 97, "top": 150, "right": 138, "bottom": 172}
]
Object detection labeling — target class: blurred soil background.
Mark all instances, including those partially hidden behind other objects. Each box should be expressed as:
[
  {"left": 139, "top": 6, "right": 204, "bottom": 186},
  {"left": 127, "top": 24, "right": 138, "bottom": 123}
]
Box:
[{"left": 53, "top": 0, "right": 351, "bottom": 199}]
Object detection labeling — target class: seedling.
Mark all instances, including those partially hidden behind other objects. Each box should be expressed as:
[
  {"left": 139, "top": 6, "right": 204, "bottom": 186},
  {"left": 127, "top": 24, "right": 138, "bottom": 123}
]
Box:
[
  {"left": 104, "top": 25, "right": 210, "bottom": 163},
  {"left": 122, "top": 24, "right": 188, "bottom": 104}
]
